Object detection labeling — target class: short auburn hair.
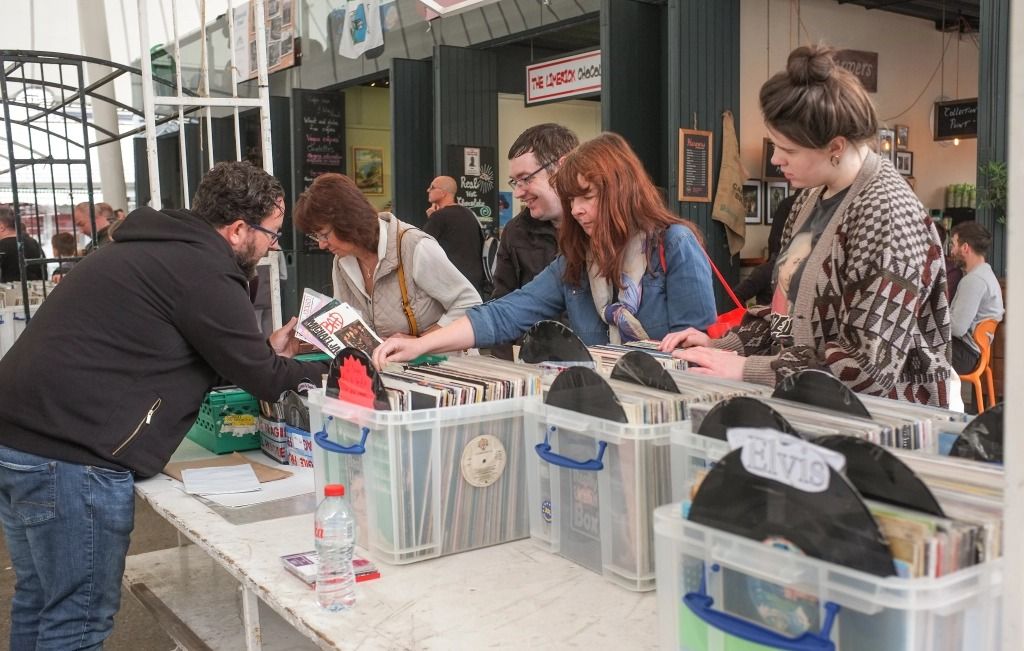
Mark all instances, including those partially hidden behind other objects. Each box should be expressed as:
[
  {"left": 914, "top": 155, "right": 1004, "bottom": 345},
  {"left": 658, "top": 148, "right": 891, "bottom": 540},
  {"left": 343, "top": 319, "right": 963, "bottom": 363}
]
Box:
[{"left": 293, "top": 173, "right": 379, "bottom": 252}]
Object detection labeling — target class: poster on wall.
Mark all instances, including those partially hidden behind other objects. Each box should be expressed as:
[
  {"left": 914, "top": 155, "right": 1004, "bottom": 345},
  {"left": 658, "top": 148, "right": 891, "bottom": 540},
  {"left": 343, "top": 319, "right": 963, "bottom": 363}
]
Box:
[
  {"left": 834, "top": 50, "right": 878, "bottom": 93},
  {"left": 353, "top": 147, "right": 385, "bottom": 195},
  {"left": 233, "top": 0, "right": 298, "bottom": 82},
  {"left": 292, "top": 89, "right": 346, "bottom": 251},
  {"left": 678, "top": 128, "right": 713, "bottom": 203},
  {"left": 445, "top": 145, "right": 497, "bottom": 231}
]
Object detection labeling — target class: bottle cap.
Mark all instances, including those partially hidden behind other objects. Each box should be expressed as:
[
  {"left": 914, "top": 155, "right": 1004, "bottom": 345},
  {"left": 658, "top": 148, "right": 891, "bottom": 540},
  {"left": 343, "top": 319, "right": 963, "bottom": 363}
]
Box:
[{"left": 324, "top": 484, "right": 345, "bottom": 497}]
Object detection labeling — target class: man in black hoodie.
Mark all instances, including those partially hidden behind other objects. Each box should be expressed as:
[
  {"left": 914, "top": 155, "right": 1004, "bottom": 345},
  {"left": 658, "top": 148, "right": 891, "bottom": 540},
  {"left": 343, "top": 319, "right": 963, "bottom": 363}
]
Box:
[{"left": 0, "top": 161, "right": 328, "bottom": 650}]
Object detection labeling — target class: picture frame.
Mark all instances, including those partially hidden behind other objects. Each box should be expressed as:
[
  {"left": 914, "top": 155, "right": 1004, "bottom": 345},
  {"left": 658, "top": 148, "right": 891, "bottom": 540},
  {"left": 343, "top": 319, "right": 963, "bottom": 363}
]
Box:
[
  {"left": 352, "top": 146, "right": 384, "bottom": 195},
  {"left": 877, "top": 128, "right": 895, "bottom": 162},
  {"left": 895, "top": 124, "right": 910, "bottom": 150},
  {"left": 894, "top": 150, "right": 914, "bottom": 176},
  {"left": 742, "top": 180, "right": 763, "bottom": 225},
  {"left": 762, "top": 138, "right": 786, "bottom": 181},
  {"left": 765, "top": 181, "right": 790, "bottom": 225}
]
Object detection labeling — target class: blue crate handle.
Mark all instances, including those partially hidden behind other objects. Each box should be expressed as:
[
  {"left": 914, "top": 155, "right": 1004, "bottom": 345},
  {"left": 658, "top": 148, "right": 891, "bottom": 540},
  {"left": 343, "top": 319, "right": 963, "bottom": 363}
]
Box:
[
  {"left": 683, "top": 563, "right": 839, "bottom": 651},
  {"left": 13, "top": 313, "right": 28, "bottom": 321},
  {"left": 534, "top": 425, "right": 608, "bottom": 471},
  {"left": 313, "top": 417, "right": 369, "bottom": 455}
]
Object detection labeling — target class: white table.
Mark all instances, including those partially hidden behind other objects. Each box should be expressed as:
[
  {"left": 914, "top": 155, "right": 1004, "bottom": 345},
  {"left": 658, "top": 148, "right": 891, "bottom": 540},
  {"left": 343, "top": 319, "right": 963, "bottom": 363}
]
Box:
[{"left": 126, "top": 443, "right": 658, "bottom": 650}]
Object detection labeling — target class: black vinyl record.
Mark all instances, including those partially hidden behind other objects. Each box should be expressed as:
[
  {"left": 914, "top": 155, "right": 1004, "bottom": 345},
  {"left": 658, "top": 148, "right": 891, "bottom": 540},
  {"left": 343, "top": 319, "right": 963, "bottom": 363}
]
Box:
[
  {"left": 519, "top": 320, "right": 593, "bottom": 364},
  {"left": 813, "top": 435, "right": 944, "bottom": 517},
  {"left": 696, "top": 396, "right": 799, "bottom": 441},
  {"left": 610, "top": 351, "right": 679, "bottom": 393},
  {"left": 279, "top": 390, "right": 311, "bottom": 431},
  {"left": 689, "top": 448, "right": 895, "bottom": 577},
  {"left": 545, "top": 366, "right": 627, "bottom": 423},
  {"left": 950, "top": 403, "right": 1004, "bottom": 464},
  {"left": 326, "top": 348, "right": 391, "bottom": 410},
  {"left": 773, "top": 369, "right": 871, "bottom": 419}
]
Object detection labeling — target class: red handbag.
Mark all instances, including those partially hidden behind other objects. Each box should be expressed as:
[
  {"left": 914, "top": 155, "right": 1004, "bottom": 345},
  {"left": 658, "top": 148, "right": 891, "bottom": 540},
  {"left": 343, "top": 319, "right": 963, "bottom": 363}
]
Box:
[{"left": 658, "top": 241, "right": 746, "bottom": 339}]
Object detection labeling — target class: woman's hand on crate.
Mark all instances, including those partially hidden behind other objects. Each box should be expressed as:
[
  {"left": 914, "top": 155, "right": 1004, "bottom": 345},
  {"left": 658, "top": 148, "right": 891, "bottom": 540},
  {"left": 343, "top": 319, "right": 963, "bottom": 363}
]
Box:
[
  {"left": 269, "top": 317, "right": 302, "bottom": 357},
  {"left": 657, "top": 328, "right": 709, "bottom": 351}
]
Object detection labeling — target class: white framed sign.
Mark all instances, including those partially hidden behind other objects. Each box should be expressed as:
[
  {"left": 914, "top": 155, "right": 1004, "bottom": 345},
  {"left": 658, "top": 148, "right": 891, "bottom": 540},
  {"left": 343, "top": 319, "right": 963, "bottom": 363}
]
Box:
[{"left": 525, "top": 50, "right": 601, "bottom": 106}]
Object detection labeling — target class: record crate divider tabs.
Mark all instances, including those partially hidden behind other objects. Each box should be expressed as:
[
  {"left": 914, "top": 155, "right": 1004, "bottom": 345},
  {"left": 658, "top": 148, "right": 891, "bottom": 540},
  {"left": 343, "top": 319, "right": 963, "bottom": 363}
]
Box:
[
  {"left": 308, "top": 389, "right": 538, "bottom": 565},
  {"left": 186, "top": 387, "right": 261, "bottom": 454},
  {"left": 522, "top": 400, "right": 677, "bottom": 592},
  {"left": 653, "top": 504, "right": 1003, "bottom": 651}
]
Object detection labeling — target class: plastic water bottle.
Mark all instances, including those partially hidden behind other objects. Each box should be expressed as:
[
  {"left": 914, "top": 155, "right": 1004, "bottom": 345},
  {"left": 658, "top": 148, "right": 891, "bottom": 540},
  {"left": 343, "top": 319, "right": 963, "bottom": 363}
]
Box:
[{"left": 314, "top": 483, "right": 357, "bottom": 611}]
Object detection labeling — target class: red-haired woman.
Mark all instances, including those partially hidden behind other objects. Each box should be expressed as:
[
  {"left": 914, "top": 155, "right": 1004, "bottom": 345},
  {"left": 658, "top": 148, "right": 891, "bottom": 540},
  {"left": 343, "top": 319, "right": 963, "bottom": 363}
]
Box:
[{"left": 373, "top": 132, "right": 716, "bottom": 366}]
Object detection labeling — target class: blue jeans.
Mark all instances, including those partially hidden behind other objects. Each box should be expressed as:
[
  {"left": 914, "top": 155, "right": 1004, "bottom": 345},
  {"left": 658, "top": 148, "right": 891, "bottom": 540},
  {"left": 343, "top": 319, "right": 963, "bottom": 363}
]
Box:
[{"left": 0, "top": 444, "right": 135, "bottom": 650}]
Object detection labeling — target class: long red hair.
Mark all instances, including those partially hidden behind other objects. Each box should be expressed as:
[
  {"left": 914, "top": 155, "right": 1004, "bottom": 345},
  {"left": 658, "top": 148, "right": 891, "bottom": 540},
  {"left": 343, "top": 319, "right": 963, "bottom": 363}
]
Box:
[{"left": 551, "top": 132, "right": 701, "bottom": 288}]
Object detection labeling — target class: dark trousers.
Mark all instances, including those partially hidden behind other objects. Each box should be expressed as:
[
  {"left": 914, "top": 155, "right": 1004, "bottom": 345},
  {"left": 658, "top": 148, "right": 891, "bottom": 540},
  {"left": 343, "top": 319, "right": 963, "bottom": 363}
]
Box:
[{"left": 952, "top": 337, "right": 981, "bottom": 375}]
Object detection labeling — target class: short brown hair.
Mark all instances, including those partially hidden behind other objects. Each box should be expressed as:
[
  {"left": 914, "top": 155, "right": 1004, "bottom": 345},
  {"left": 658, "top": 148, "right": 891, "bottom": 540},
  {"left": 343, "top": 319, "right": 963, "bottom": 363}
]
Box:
[
  {"left": 952, "top": 222, "right": 992, "bottom": 257},
  {"left": 760, "top": 45, "right": 878, "bottom": 149},
  {"left": 51, "top": 232, "right": 77, "bottom": 256},
  {"left": 507, "top": 123, "right": 579, "bottom": 166},
  {"left": 293, "top": 173, "right": 379, "bottom": 251}
]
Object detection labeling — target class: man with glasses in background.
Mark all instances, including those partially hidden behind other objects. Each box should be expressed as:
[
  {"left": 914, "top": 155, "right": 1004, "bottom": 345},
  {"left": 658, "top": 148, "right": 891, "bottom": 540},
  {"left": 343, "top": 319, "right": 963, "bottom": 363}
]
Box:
[{"left": 0, "top": 161, "right": 328, "bottom": 650}]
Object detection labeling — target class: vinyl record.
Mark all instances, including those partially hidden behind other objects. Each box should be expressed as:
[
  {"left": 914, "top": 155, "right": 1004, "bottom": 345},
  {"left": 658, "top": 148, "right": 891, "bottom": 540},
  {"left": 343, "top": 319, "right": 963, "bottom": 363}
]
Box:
[
  {"left": 773, "top": 369, "right": 871, "bottom": 419},
  {"left": 519, "top": 320, "right": 593, "bottom": 364},
  {"left": 950, "top": 402, "right": 1003, "bottom": 464},
  {"left": 696, "top": 396, "right": 799, "bottom": 441},
  {"left": 545, "top": 366, "right": 627, "bottom": 423},
  {"left": 609, "top": 351, "right": 679, "bottom": 393},
  {"left": 327, "top": 348, "right": 390, "bottom": 410},
  {"left": 813, "top": 435, "right": 944, "bottom": 517},
  {"left": 279, "top": 390, "right": 311, "bottom": 431},
  {"left": 689, "top": 448, "right": 895, "bottom": 576}
]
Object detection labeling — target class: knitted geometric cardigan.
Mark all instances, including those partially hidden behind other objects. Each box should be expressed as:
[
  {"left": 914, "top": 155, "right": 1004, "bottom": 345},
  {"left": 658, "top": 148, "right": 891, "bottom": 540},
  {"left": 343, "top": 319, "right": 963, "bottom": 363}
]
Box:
[{"left": 713, "top": 151, "right": 952, "bottom": 407}]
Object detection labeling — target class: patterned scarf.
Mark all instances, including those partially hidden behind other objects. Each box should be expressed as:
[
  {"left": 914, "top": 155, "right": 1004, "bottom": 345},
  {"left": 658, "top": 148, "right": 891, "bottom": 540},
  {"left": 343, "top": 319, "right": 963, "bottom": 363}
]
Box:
[{"left": 589, "top": 234, "right": 650, "bottom": 344}]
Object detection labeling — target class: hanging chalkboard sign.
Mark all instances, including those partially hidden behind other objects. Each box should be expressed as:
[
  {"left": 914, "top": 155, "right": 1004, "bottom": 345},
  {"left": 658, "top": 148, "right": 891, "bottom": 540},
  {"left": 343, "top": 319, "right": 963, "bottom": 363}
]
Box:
[
  {"left": 677, "top": 128, "right": 713, "bottom": 202},
  {"left": 292, "top": 89, "right": 346, "bottom": 251},
  {"left": 934, "top": 98, "right": 978, "bottom": 141},
  {"left": 445, "top": 145, "right": 497, "bottom": 231}
]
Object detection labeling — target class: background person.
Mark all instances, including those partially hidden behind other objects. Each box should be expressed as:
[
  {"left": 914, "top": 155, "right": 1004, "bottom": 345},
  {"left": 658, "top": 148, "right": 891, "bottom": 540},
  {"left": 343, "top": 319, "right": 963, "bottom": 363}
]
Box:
[
  {"left": 948, "top": 221, "right": 1004, "bottom": 374},
  {"left": 373, "top": 132, "right": 716, "bottom": 367},
  {"left": 423, "top": 175, "right": 487, "bottom": 298},
  {"left": 294, "top": 173, "right": 480, "bottom": 339},
  {"left": 0, "top": 205, "right": 44, "bottom": 282},
  {"left": 661, "top": 45, "right": 951, "bottom": 407},
  {"left": 0, "top": 161, "right": 329, "bottom": 650},
  {"left": 73, "top": 200, "right": 118, "bottom": 254},
  {"left": 50, "top": 231, "right": 78, "bottom": 282}
]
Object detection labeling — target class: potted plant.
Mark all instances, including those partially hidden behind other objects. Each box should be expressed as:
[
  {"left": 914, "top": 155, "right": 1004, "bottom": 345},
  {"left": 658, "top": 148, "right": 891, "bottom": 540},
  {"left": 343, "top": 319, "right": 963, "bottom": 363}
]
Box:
[{"left": 979, "top": 160, "right": 1008, "bottom": 224}]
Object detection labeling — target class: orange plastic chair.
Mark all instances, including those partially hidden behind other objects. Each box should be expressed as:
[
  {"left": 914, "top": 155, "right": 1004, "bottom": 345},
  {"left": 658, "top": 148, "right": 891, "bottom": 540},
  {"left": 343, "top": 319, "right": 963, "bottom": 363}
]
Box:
[{"left": 958, "top": 319, "right": 999, "bottom": 413}]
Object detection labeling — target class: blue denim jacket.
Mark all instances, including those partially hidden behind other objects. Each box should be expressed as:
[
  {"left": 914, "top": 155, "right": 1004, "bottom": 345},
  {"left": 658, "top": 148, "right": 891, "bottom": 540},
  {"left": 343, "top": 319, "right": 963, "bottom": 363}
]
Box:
[{"left": 467, "top": 224, "right": 717, "bottom": 346}]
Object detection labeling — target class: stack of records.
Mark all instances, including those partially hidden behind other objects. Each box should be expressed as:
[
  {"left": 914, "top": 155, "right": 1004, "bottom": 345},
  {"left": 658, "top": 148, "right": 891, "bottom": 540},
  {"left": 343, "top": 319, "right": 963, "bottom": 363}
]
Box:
[
  {"left": 380, "top": 356, "right": 542, "bottom": 410},
  {"left": 587, "top": 344, "right": 686, "bottom": 374}
]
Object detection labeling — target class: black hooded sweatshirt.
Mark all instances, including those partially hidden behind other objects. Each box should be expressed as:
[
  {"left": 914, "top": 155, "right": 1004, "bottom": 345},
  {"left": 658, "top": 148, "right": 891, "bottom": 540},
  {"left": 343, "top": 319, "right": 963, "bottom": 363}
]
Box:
[{"left": 0, "top": 207, "right": 327, "bottom": 477}]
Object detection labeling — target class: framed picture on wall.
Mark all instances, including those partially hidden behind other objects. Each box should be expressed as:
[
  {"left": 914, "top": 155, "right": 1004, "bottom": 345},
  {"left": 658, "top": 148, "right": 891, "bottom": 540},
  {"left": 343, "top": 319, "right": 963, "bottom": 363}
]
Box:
[
  {"left": 878, "top": 128, "right": 895, "bottom": 162},
  {"left": 895, "top": 124, "right": 910, "bottom": 150},
  {"left": 765, "top": 181, "right": 790, "bottom": 225},
  {"left": 742, "top": 180, "right": 763, "bottom": 224},
  {"left": 894, "top": 150, "right": 914, "bottom": 176},
  {"left": 762, "top": 138, "right": 786, "bottom": 181},
  {"left": 353, "top": 147, "right": 384, "bottom": 195}
]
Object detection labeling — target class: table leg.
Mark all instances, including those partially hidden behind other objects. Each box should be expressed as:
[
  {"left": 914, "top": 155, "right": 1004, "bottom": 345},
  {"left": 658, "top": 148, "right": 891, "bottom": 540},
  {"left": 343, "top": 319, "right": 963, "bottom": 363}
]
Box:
[{"left": 240, "top": 586, "right": 263, "bottom": 650}]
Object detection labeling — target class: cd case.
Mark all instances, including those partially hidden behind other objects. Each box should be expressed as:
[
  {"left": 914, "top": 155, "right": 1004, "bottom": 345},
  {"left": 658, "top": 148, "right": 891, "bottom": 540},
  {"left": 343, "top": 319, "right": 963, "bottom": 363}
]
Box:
[{"left": 280, "top": 551, "right": 381, "bottom": 586}]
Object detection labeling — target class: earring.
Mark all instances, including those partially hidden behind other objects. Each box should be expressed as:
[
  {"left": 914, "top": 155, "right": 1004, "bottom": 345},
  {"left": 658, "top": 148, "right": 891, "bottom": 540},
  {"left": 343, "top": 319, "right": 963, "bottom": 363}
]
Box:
[{"left": 830, "top": 154, "right": 841, "bottom": 167}]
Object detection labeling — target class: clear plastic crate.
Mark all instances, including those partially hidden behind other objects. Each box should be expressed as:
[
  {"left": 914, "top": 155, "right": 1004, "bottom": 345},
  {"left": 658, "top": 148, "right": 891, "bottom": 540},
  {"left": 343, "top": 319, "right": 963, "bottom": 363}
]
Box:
[
  {"left": 653, "top": 504, "right": 1002, "bottom": 651},
  {"left": 523, "top": 401, "right": 675, "bottom": 591},
  {"left": 309, "top": 390, "right": 534, "bottom": 564}
]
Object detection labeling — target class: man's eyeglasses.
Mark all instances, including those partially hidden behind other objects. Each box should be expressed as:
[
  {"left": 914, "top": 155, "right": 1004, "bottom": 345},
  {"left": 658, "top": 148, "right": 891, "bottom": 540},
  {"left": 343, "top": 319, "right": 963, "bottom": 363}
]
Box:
[
  {"left": 248, "top": 223, "right": 282, "bottom": 247},
  {"left": 306, "top": 230, "right": 331, "bottom": 246},
  {"left": 508, "top": 162, "right": 552, "bottom": 190}
]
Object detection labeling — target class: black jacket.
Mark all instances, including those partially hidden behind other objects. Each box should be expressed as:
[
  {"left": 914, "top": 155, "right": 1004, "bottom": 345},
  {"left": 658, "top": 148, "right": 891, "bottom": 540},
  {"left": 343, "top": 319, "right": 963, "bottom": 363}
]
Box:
[
  {"left": 422, "top": 204, "right": 486, "bottom": 297},
  {"left": 0, "top": 207, "right": 327, "bottom": 477},
  {"left": 491, "top": 209, "right": 558, "bottom": 300}
]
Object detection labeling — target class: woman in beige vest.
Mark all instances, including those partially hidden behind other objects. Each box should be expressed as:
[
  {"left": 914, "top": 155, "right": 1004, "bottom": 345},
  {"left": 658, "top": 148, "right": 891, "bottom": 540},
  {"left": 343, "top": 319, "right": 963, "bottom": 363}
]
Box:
[{"left": 294, "top": 173, "right": 480, "bottom": 339}]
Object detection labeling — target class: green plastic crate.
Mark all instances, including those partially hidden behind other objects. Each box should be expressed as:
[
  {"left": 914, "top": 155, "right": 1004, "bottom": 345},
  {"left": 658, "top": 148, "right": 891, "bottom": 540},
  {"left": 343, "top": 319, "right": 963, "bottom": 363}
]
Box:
[{"left": 186, "top": 387, "right": 261, "bottom": 454}]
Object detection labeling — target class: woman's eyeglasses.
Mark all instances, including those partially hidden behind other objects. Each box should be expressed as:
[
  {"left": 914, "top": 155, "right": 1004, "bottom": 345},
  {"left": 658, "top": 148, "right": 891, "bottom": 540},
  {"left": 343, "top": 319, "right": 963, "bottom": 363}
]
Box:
[{"left": 306, "top": 231, "right": 331, "bottom": 246}]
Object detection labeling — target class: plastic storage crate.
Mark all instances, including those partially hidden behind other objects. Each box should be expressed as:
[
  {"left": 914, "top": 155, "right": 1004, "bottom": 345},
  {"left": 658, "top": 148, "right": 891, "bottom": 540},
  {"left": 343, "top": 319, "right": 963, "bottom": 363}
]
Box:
[
  {"left": 653, "top": 504, "right": 1002, "bottom": 650},
  {"left": 0, "top": 304, "right": 37, "bottom": 359},
  {"left": 523, "top": 400, "right": 675, "bottom": 591},
  {"left": 309, "top": 390, "right": 535, "bottom": 564},
  {"left": 186, "top": 387, "right": 261, "bottom": 454}
]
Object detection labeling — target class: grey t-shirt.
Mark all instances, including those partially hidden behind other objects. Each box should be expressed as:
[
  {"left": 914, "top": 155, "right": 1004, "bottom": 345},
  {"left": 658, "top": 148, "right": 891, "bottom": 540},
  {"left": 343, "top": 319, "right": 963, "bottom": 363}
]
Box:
[{"left": 949, "top": 262, "right": 1004, "bottom": 353}]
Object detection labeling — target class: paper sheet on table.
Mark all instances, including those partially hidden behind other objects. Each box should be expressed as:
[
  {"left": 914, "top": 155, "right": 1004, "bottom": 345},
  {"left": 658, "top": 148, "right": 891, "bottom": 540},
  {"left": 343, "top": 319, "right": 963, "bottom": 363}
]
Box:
[
  {"left": 163, "top": 452, "right": 292, "bottom": 483},
  {"left": 182, "top": 464, "right": 261, "bottom": 495},
  {"left": 196, "top": 465, "right": 316, "bottom": 508}
]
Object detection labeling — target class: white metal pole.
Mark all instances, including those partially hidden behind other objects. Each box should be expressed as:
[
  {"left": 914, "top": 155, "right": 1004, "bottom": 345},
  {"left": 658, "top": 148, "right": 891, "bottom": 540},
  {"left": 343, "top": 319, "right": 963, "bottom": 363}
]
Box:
[
  {"left": 137, "top": 0, "right": 162, "bottom": 210},
  {"left": 1002, "top": 2, "right": 1022, "bottom": 649},
  {"left": 171, "top": 0, "right": 190, "bottom": 209},
  {"left": 252, "top": 0, "right": 273, "bottom": 175},
  {"left": 226, "top": 0, "right": 242, "bottom": 161},
  {"left": 199, "top": 1, "right": 214, "bottom": 170}
]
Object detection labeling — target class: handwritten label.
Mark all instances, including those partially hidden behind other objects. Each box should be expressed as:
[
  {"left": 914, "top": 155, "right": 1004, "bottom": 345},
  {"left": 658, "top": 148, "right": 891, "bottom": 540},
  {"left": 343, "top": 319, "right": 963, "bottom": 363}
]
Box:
[
  {"left": 934, "top": 98, "right": 978, "bottom": 141},
  {"left": 727, "top": 428, "right": 846, "bottom": 493},
  {"left": 678, "top": 128, "right": 713, "bottom": 203}
]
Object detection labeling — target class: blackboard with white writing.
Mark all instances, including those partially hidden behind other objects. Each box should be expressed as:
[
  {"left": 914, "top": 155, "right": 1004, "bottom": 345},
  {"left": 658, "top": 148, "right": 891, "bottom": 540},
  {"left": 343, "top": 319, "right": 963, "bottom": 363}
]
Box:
[
  {"left": 293, "top": 89, "right": 346, "bottom": 251},
  {"left": 678, "top": 129, "right": 713, "bottom": 203},
  {"left": 934, "top": 98, "right": 978, "bottom": 141}
]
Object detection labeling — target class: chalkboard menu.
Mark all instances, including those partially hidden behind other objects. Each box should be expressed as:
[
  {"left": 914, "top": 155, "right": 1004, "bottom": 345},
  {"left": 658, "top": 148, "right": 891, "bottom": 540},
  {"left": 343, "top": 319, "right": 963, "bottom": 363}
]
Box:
[
  {"left": 934, "top": 98, "right": 978, "bottom": 141},
  {"left": 293, "top": 89, "right": 346, "bottom": 251},
  {"left": 445, "top": 145, "right": 497, "bottom": 231},
  {"left": 677, "top": 128, "right": 713, "bottom": 203}
]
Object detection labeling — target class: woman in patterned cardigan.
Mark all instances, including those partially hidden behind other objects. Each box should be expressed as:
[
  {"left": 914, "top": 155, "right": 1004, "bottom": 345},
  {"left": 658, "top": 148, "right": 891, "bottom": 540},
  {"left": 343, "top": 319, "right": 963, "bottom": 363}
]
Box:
[{"left": 660, "top": 44, "right": 952, "bottom": 407}]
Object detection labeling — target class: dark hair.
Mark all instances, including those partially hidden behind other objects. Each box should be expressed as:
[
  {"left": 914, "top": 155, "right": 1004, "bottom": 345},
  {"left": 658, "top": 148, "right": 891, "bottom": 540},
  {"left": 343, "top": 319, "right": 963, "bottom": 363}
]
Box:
[
  {"left": 759, "top": 45, "right": 878, "bottom": 149},
  {"left": 952, "top": 221, "right": 992, "bottom": 257},
  {"left": 0, "top": 205, "right": 13, "bottom": 229},
  {"left": 191, "top": 161, "right": 284, "bottom": 227},
  {"left": 552, "top": 132, "right": 702, "bottom": 287},
  {"left": 507, "top": 123, "right": 579, "bottom": 167},
  {"left": 293, "top": 173, "right": 380, "bottom": 252},
  {"left": 51, "top": 232, "right": 77, "bottom": 256}
]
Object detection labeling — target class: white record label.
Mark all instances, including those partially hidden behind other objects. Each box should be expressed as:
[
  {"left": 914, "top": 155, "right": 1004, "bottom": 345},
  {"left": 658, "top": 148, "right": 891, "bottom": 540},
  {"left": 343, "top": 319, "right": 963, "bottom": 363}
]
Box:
[{"left": 461, "top": 434, "right": 506, "bottom": 488}]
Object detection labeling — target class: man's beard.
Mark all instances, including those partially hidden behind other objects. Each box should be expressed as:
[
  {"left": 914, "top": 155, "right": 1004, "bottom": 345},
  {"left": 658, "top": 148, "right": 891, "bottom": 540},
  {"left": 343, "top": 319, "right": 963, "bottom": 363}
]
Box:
[{"left": 234, "top": 239, "right": 260, "bottom": 280}]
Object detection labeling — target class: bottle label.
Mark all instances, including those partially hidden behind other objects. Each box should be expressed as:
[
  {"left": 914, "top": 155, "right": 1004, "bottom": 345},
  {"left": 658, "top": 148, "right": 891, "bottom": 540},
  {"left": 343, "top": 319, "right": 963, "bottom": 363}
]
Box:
[{"left": 460, "top": 434, "right": 506, "bottom": 488}]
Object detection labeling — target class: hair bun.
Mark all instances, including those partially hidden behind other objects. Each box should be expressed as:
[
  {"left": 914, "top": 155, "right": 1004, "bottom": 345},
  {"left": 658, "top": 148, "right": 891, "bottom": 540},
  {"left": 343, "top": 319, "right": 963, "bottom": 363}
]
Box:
[{"left": 786, "top": 45, "right": 836, "bottom": 86}]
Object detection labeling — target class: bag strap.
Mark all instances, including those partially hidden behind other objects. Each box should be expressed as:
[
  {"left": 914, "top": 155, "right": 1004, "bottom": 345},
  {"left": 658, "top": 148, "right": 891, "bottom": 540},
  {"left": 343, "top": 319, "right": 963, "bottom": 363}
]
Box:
[
  {"left": 658, "top": 236, "right": 744, "bottom": 310},
  {"left": 395, "top": 228, "right": 420, "bottom": 337}
]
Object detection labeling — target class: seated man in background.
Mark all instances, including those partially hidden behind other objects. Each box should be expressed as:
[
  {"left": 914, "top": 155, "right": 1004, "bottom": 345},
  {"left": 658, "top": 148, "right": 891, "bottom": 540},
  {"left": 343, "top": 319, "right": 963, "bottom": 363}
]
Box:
[
  {"left": 948, "top": 222, "right": 1004, "bottom": 374},
  {"left": 424, "top": 175, "right": 486, "bottom": 298}
]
